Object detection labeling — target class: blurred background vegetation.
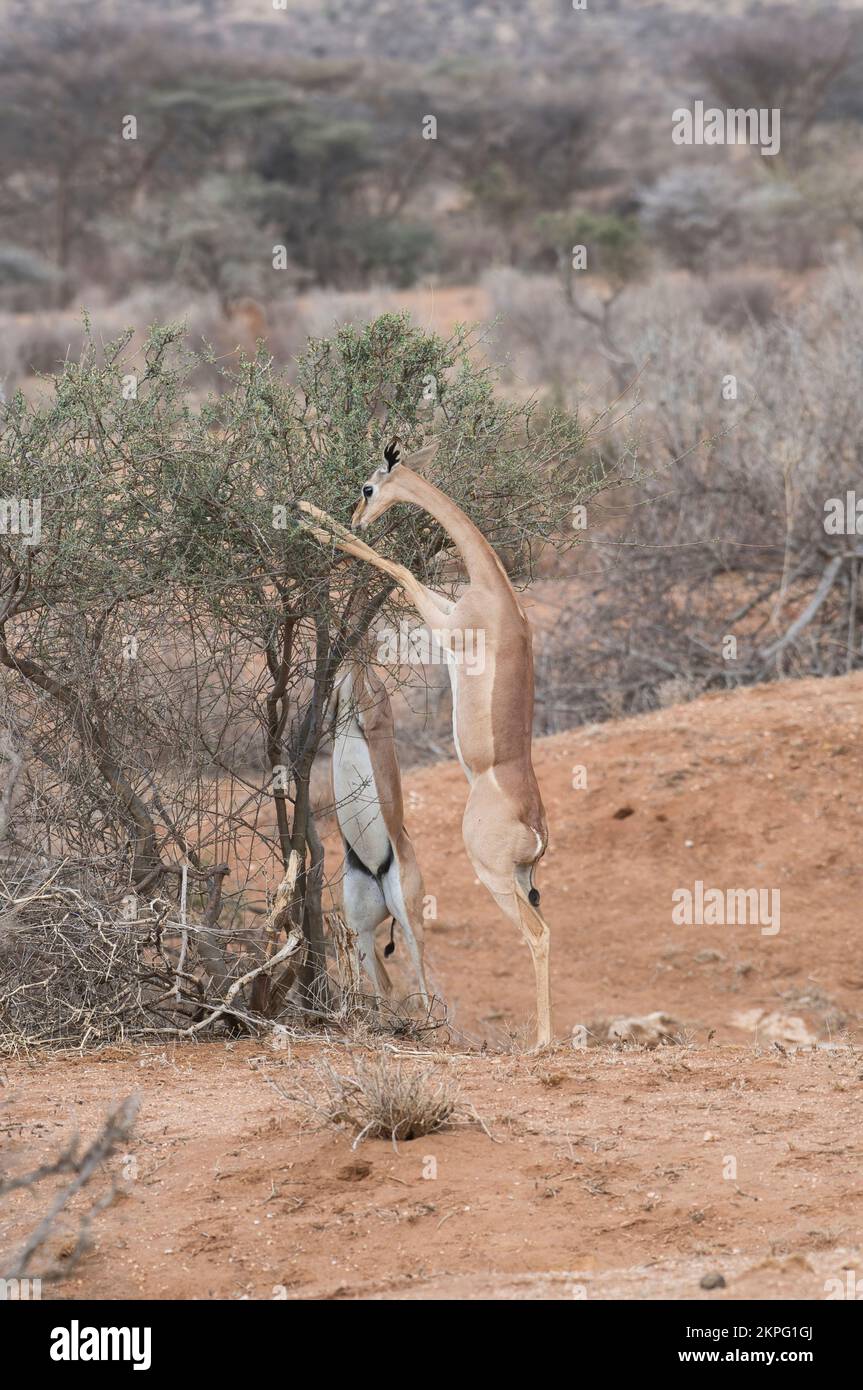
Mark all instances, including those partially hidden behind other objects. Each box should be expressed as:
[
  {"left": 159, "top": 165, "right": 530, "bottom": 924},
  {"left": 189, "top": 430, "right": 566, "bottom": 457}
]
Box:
[
  {"left": 2, "top": 0, "right": 861, "bottom": 345},
  {"left": 3, "top": 0, "right": 863, "bottom": 734}
]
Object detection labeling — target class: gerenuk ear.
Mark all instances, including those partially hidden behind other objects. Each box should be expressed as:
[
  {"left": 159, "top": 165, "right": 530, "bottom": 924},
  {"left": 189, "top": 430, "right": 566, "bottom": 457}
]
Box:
[
  {"left": 383, "top": 439, "right": 401, "bottom": 471},
  {"left": 403, "top": 438, "right": 440, "bottom": 473}
]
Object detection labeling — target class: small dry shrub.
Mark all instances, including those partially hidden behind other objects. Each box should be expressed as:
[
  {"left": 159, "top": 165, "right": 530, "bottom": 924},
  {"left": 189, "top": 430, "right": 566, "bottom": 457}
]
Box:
[{"left": 311, "top": 1055, "right": 457, "bottom": 1146}]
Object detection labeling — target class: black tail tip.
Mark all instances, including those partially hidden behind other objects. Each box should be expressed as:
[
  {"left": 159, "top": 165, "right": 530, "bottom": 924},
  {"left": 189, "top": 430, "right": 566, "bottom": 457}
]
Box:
[
  {"left": 383, "top": 941, "right": 395, "bottom": 957},
  {"left": 529, "top": 887, "right": 541, "bottom": 907}
]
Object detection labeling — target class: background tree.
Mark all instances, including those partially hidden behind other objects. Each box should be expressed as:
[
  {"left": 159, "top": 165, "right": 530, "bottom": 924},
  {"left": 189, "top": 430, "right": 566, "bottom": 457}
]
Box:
[
  {"left": 0, "top": 2, "right": 289, "bottom": 304},
  {"left": 689, "top": 8, "right": 852, "bottom": 171}
]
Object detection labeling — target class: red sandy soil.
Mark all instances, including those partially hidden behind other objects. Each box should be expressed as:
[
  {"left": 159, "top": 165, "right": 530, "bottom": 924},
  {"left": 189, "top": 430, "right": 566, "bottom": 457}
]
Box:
[{"left": 2, "top": 673, "right": 862, "bottom": 1301}]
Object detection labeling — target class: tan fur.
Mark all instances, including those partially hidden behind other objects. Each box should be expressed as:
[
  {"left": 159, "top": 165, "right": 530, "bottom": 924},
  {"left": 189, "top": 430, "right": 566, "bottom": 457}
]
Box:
[{"left": 298, "top": 439, "right": 552, "bottom": 1046}]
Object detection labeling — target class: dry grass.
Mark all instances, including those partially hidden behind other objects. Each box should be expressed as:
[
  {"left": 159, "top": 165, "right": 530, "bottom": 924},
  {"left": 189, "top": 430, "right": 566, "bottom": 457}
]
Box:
[{"left": 292, "top": 1055, "right": 460, "bottom": 1148}]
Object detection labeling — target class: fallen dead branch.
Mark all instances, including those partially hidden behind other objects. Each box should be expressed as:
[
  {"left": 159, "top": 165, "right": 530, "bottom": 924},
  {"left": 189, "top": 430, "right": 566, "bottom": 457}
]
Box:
[
  {"left": 1, "top": 1093, "right": 140, "bottom": 1283},
  {"left": 171, "top": 924, "right": 305, "bottom": 1038},
  {"left": 0, "top": 873, "right": 288, "bottom": 1052}
]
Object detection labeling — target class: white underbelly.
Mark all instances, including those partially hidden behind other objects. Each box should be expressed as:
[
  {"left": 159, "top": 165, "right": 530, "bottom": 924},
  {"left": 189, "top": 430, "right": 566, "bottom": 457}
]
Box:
[{"left": 333, "top": 724, "right": 392, "bottom": 871}]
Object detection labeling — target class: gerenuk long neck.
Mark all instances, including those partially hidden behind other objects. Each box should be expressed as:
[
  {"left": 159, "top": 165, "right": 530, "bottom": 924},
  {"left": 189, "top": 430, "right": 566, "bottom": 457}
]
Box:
[{"left": 394, "top": 467, "right": 511, "bottom": 592}]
